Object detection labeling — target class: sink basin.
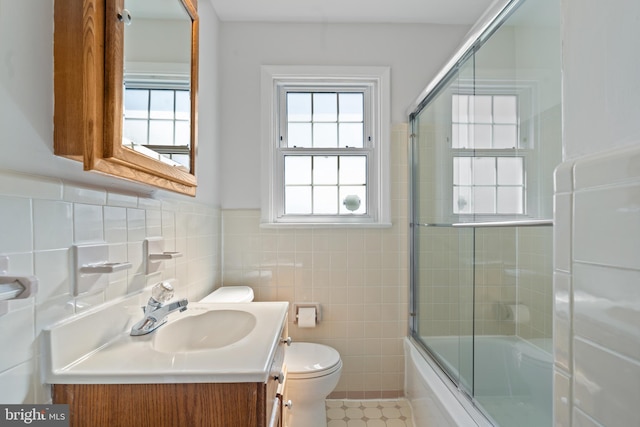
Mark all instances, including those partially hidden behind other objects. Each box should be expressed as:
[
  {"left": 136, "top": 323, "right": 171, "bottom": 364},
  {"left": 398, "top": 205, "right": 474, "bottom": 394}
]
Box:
[{"left": 152, "top": 309, "right": 257, "bottom": 353}]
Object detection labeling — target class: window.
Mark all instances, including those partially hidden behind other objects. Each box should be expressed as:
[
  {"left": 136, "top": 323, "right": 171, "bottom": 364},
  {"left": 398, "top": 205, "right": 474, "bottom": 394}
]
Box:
[
  {"left": 261, "top": 66, "right": 391, "bottom": 226},
  {"left": 451, "top": 89, "right": 532, "bottom": 216}
]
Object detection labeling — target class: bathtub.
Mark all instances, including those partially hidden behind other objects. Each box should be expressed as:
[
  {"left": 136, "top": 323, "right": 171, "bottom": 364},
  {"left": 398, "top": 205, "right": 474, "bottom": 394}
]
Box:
[{"left": 404, "top": 336, "right": 552, "bottom": 427}]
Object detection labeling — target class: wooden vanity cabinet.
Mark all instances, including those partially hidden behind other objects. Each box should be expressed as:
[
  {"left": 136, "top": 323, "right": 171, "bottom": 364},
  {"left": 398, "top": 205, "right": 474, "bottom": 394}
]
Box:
[{"left": 53, "top": 381, "right": 280, "bottom": 427}]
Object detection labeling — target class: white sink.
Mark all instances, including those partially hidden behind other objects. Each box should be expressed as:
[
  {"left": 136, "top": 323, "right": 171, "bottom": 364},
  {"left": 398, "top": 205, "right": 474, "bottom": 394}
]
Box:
[
  {"left": 152, "top": 309, "right": 257, "bottom": 353},
  {"left": 42, "top": 301, "right": 288, "bottom": 384}
]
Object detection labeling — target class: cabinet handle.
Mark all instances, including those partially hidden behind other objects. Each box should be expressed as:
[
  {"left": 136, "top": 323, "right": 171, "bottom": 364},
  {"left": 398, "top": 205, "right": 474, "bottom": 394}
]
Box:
[
  {"left": 284, "top": 400, "right": 293, "bottom": 409},
  {"left": 117, "top": 9, "right": 132, "bottom": 25},
  {"left": 273, "top": 371, "right": 285, "bottom": 384},
  {"left": 281, "top": 336, "right": 292, "bottom": 346}
]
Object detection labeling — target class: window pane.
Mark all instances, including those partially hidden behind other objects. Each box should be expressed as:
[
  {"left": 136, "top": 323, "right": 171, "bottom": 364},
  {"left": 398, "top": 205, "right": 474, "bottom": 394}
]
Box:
[
  {"left": 454, "top": 186, "right": 472, "bottom": 214},
  {"left": 287, "top": 93, "right": 311, "bottom": 122},
  {"left": 473, "top": 157, "right": 496, "bottom": 185},
  {"left": 339, "top": 186, "right": 366, "bottom": 214},
  {"left": 452, "top": 124, "right": 468, "bottom": 148},
  {"left": 453, "top": 95, "right": 468, "bottom": 122},
  {"left": 313, "top": 156, "right": 338, "bottom": 185},
  {"left": 339, "top": 156, "right": 367, "bottom": 184},
  {"left": 470, "top": 96, "right": 492, "bottom": 123},
  {"left": 497, "top": 187, "right": 523, "bottom": 214},
  {"left": 473, "top": 187, "right": 496, "bottom": 213},
  {"left": 453, "top": 157, "right": 472, "bottom": 185},
  {"left": 471, "top": 124, "right": 492, "bottom": 148},
  {"left": 123, "top": 119, "right": 148, "bottom": 145},
  {"left": 172, "top": 154, "right": 190, "bottom": 170},
  {"left": 497, "top": 157, "right": 523, "bottom": 185},
  {"left": 313, "top": 123, "right": 338, "bottom": 147},
  {"left": 493, "top": 95, "right": 517, "bottom": 123},
  {"left": 149, "top": 121, "right": 174, "bottom": 145},
  {"left": 175, "top": 91, "right": 190, "bottom": 120},
  {"left": 285, "top": 156, "right": 311, "bottom": 185},
  {"left": 285, "top": 186, "right": 312, "bottom": 214},
  {"left": 313, "top": 93, "right": 337, "bottom": 122},
  {"left": 313, "top": 186, "right": 338, "bottom": 214},
  {"left": 494, "top": 125, "right": 518, "bottom": 148},
  {"left": 124, "top": 89, "right": 149, "bottom": 119},
  {"left": 339, "top": 123, "right": 363, "bottom": 148},
  {"left": 175, "top": 121, "right": 190, "bottom": 146},
  {"left": 288, "top": 123, "right": 312, "bottom": 147},
  {"left": 339, "top": 93, "right": 363, "bottom": 122},
  {"left": 150, "top": 90, "right": 174, "bottom": 119}
]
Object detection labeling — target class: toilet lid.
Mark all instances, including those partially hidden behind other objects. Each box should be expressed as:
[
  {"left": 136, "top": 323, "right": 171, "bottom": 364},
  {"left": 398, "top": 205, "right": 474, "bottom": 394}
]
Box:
[
  {"left": 285, "top": 342, "right": 342, "bottom": 379},
  {"left": 200, "top": 286, "right": 254, "bottom": 303}
]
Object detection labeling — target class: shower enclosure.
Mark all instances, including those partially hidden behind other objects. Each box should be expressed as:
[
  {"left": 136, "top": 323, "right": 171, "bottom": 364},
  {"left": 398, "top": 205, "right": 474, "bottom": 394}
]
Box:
[{"left": 408, "top": 0, "right": 561, "bottom": 425}]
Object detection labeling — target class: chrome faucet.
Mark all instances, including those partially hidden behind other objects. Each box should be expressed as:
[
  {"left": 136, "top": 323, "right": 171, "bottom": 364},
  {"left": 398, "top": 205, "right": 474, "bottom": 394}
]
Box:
[{"left": 130, "top": 282, "right": 188, "bottom": 336}]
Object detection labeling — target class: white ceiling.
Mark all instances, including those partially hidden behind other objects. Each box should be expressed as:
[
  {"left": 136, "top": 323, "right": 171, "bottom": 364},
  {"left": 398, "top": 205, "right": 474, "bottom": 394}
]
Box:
[{"left": 207, "top": 0, "right": 497, "bottom": 25}]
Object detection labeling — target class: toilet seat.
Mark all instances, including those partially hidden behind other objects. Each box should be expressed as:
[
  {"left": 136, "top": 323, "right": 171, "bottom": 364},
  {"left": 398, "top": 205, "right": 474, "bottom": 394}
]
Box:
[{"left": 285, "top": 342, "right": 342, "bottom": 379}]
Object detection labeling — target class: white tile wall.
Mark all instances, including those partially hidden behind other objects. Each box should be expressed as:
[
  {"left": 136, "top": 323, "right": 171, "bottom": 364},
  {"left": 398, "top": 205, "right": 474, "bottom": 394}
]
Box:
[
  {"left": 553, "top": 144, "right": 640, "bottom": 427},
  {"left": 0, "top": 170, "right": 221, "bottom": 403}
]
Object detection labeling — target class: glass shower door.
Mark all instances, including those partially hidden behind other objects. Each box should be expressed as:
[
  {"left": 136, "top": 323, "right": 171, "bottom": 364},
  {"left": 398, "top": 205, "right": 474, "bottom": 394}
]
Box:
[
  {"left": 410, "top": 59, "right": 475, "bottom": 396},
  {"left": 409, "top": 0, "right": 561, "bottom": 425}
]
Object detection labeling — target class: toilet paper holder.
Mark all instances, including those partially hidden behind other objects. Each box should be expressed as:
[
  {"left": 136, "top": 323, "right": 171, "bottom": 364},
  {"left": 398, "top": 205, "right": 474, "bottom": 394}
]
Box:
[{"left": 294, "top": 303, "right": 321, "bottom": 324}]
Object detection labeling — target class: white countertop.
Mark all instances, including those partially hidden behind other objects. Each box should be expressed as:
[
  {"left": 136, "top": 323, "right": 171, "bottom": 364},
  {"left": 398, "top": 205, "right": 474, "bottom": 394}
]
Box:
[{"left": 43, "top": 301, "right": 289, "bottom": 384}]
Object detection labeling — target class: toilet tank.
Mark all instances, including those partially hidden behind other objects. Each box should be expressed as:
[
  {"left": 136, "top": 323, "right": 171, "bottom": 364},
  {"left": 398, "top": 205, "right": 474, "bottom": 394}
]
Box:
[{"left": 200, "top": 286, "right": 255, "bottom": 303}]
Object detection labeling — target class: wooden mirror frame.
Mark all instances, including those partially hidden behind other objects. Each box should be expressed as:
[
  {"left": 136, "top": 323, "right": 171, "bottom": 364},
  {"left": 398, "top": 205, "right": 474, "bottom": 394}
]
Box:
[{"left": 54, "top": 0, "right": 199, "bottom": 196}]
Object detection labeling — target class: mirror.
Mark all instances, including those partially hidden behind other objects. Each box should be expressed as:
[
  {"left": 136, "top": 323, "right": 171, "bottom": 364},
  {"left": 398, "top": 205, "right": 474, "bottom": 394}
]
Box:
[{"left": 123, "top": 0, "right": 194, "bottom": 172}]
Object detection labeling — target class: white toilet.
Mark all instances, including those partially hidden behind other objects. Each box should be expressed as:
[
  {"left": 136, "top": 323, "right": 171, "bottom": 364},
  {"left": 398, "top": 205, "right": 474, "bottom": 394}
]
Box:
[{"left": 200, "top": 286, "right": 342, "bottom": 427}]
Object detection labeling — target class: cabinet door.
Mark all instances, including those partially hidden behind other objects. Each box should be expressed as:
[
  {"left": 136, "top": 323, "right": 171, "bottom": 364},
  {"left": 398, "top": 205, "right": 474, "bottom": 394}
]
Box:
[{"left": 53, "top": 0, "right": 199, "bottom": 196}]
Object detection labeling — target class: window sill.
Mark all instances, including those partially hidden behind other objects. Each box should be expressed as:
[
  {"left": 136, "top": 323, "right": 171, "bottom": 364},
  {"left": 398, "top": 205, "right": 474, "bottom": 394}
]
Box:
[{"left": 259, "top": 222, "right": 393, "bottom": 229}]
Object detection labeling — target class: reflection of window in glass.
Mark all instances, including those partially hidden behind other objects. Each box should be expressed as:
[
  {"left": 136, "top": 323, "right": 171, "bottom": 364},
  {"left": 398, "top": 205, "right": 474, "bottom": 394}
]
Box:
[
  {"left": 453, "top": 156, "right": 524, "bottom": 214},
  {"left": 281, "top": 89, "right": 370, "bottom": 216},
  {"left": 452, "top": 93, "right": 527, "bottom": 215},
  {"left": 123, "top": 88, "right": 190, "bottom": 168},
  {"left": 452, "top": 94, "right": 519, "bottom": 149}
]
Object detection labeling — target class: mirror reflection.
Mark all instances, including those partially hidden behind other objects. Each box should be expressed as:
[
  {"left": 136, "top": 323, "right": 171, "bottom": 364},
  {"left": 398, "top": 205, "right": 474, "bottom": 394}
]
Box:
[{"left": 123, "top": 0, "right": 192, "bottom": 172}]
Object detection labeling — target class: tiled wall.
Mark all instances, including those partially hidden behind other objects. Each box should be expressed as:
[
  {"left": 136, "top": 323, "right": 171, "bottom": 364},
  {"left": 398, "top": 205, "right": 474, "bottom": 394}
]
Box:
[
  {"left": 553, "top": 145, "right": 640, "bottom": 427},
  {"left": 0, "top": 170, "right": 221, "bottom": 403},
  {"left": 221, "top": 123, "right": 410, "bottom": 399}
]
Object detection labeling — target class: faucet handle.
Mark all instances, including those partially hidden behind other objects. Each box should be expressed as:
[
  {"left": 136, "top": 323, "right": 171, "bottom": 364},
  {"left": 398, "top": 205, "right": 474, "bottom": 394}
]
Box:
[{"left": 152, "top": 281, "right": 174, "bottom": 303}]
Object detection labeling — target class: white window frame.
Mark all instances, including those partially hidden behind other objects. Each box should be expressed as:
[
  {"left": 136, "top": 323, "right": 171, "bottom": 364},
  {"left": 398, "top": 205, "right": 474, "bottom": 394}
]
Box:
[{"left": 261, "top": 66, "right": 391, "bottom": 227}]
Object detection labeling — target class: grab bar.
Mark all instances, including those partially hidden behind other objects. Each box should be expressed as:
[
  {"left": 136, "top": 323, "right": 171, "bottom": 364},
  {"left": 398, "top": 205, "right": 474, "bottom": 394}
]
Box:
[{"left": 415, "top": 219, "right": 552, "bottom": 228}]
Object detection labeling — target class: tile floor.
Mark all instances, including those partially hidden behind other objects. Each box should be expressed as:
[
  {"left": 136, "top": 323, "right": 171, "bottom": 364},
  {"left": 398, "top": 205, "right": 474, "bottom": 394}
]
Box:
[{"left": 325, "top": 399, "right": 414, "bottom": 427}]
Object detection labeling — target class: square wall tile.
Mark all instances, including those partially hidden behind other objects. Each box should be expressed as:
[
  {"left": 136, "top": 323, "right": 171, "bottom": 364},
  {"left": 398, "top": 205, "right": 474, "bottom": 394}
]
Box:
[
  {"left": 554, "top": 370, "right": 571, "bottom": 427},
  {"left": 34, "top": 249, "right": 71, "bottom": 303},
  {"left": 104, "top": 206, "right": 127, "bottom": 244},
  {"left": 573, "top": 338, "right": 640, "bottom": 427},
  {"left": 73, "top": 203, "right": 104, "bottom": 243},
  {"left": 0, "top": 171, "right": 62, "bottom": 201},
  {"left": 33, "top": 199, "right": 73, "bottom": 251},
  {"left": 553, "top": 193, "right": 572, "bottom": 273},
  {"left": 573, "top": 263, "right": 640, "bottom": 361},
  {"left": 0, "top": 196, "right": 32, "bottom": 253},
  {"left": 574, "top": 182, "right": 640, "bottom": 269},
  {"left": 0, "top": 305, "right": 35, "bottom": 371},
  {"left": 553, "top": 271, "right": 572, "bottom": 372},
  {"left": 0, "top": 362, "right": 35, "bottom": 403}
]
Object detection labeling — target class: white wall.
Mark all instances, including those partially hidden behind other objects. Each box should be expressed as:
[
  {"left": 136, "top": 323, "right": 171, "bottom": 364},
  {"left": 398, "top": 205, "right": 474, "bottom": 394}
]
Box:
[
  {"left": 218, "top": 22, "right": 470, "bottom": 208},
  {"left": 554, "top": 0, "right": 640, "bottom": 426},
  {"left": 0, "top": 0, "right": 223, "bottom": 403}
]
